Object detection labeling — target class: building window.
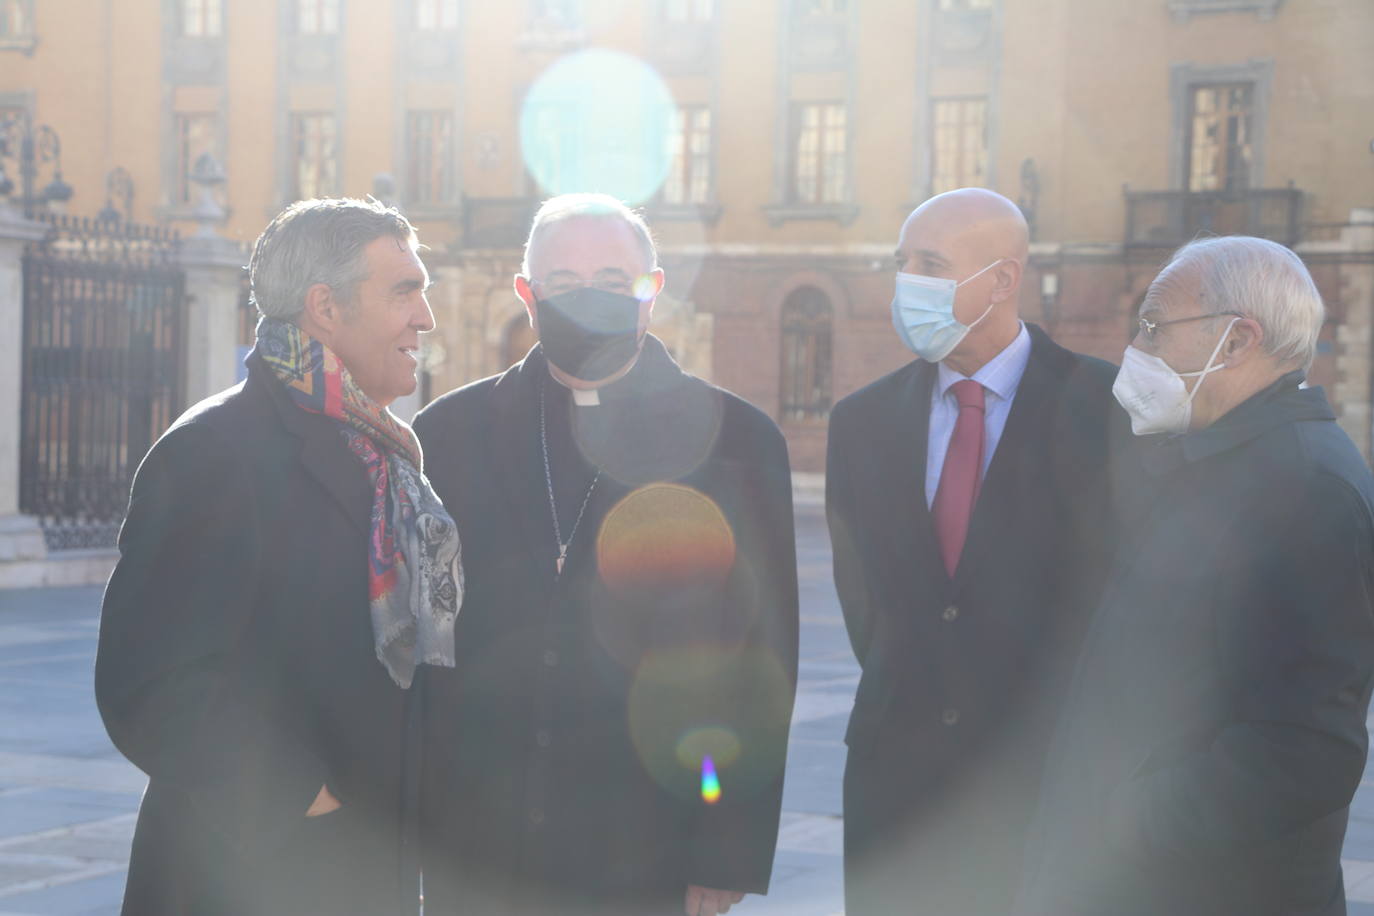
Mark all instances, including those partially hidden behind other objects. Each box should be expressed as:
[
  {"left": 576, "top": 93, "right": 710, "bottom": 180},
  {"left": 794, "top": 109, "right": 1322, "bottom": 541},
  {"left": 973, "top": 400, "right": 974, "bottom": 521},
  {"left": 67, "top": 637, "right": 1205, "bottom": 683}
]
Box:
[
  {"left": 175, "top": 113, "right": 218, "bottom": 205},
  {"left": 794, "top": 0, "right": 847, "bottom": 15},
  {"left": 181, "top": 0, "right": 222, "bottom": 36},
  {"left": 938, "top": 0, "right": 993, "bottom": 8},
  {"left": 297, "top": 0, "right": 339, "bottom": 34},
  {"left": 662, "top": 107, "right": 712, "bottom": 205},
  {"left": 415, "top": 0, "right": 458, "bottom": 30},
  {"left": 1186, "top": 83, "right": 1254, "bottom": 192},
  {"left": 790, "top": 102, "right": 848, "bottom": 205},
  {"left": 664, "top": 0, "right": 714, "bottom": 21},
  {"left": 780, "top": 288, "right": 833, "bottom": 421},
  {"left": 0, "top": 0, "right": 33, "bottom": 44},
  {"left": 406, "top": 111, "right": 454, "bottom": 206},
  {"left": 531, "top": 0, "right": 580, "bottom": 28},
  {"left": 290, "top": 113, "right": 337, "bottom": 201},
  {"left": 931, "top": 97, "right": 988, "bottom": 195}
]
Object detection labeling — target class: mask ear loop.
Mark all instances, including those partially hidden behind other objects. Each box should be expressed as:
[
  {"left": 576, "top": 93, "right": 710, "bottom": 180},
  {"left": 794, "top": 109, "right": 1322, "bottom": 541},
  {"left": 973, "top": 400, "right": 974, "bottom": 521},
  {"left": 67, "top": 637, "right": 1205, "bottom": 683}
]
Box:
[
  {"left": 1179, "top": 316, "right": 1241, "bottom": 409},
  {"left": 955, "top": 258, "right": 1006, "bottom": 332}
]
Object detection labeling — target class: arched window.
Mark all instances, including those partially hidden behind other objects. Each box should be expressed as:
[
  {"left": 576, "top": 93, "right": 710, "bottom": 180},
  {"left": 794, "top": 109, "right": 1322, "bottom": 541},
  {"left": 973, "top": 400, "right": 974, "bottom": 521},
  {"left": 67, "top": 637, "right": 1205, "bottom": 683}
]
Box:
[
  {"left": 779, "top": 287, "right": 832, "bottom": 421},
  {"left": 503, "top": 313, "right": 539, "bottom": 368}
]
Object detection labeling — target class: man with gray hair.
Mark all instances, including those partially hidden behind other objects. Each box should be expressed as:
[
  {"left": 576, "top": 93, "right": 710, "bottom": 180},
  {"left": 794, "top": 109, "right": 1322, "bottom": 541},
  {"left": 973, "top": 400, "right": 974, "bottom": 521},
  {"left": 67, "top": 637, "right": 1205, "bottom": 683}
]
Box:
[
  {"left": 96, "top": 198, "right": 459, "bottom": 914},
  {"left": 1015, "top": 235, "right": 1374, "bottom": 915},
  {"left": 414, "top": 192, "right": 798, "bottom": 916}
]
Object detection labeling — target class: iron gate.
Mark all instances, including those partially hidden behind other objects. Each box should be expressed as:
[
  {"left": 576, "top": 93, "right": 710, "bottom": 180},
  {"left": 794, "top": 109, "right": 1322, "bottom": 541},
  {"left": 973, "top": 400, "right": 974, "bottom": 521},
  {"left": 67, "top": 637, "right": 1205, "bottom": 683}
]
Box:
[{"left": 20, "top": 215, "right": 185, "bottom": 550}]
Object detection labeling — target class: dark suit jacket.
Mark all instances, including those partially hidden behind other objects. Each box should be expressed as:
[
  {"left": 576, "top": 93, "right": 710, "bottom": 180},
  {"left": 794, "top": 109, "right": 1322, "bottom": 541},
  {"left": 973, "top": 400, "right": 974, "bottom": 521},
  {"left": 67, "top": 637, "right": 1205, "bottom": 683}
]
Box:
[
  {"left": 1016, "top": 376, "right": 1374, "bottom": 916},
  {"left": 826, "top": 324, "right": 1121, "bottom": 916},
  {"left": 95, "top": 354, "right": 420, "bottom": 915},
  {"left": 413, "top": 338, "right": 799, "bottom": 916}
]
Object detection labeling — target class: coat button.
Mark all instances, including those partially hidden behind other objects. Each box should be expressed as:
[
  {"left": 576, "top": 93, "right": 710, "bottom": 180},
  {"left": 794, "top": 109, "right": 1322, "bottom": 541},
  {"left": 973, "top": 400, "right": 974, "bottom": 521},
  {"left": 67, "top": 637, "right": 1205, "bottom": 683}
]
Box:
[
  {"left": 941, "top": 708, "right": 960, "bottom": 726},
  {"left": 942, "top": 605, "right": 960, "bottom": 622},
  {"left": 529, "top": 808, "right": 544, "bottom": 826},
  {"left": 535, "top": 729, "right": 552, "bottom": 748},
  {"left": 543, "top": 649, "right": 558, "bottom": 667}
]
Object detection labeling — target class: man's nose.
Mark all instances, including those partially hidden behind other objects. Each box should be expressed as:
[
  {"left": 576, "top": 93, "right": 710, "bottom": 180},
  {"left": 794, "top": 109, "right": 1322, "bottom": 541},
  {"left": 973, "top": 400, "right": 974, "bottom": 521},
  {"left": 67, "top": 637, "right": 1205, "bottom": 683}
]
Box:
[{"left": 414, "top": 293, "right": 437, "bottom": 332}]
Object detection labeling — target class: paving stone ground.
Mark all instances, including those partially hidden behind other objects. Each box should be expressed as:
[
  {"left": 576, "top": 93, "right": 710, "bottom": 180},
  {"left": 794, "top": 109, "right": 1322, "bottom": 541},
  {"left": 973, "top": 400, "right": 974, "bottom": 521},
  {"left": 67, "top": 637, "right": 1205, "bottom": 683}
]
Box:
[{"left": 2, "top": 506, "right": 1372, "bottom": 915}]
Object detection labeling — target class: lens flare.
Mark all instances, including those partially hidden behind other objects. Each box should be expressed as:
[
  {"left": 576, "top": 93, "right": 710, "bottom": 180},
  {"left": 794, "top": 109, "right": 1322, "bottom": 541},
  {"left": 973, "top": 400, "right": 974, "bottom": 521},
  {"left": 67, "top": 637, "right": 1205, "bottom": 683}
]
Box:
[
  {"left": 596, "top": 483, "right": 736, "bottom": 594},
  {"left": 632, "top": 273, "right": 659, "bottom": 302},
  {"left": 701, "top": 754, "right": 722, "bottom": 805},
  {"left": 519, "top": 49, "right": 676, "bottom": 203}
]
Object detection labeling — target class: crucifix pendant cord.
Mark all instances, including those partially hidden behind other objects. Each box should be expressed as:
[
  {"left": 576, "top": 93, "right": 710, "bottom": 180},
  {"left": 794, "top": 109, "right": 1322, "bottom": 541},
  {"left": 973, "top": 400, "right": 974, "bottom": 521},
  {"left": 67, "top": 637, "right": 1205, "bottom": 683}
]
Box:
[{"left": 539, "top": 379, "right": 600, "bottom": 577}]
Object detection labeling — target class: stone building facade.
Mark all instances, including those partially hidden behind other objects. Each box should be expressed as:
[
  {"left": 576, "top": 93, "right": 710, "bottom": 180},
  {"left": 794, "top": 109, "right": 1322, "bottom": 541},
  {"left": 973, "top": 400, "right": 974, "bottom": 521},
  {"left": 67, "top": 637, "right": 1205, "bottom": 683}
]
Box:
[{"left": 0, "top": 0, "right": 1370, "bottom": 475}]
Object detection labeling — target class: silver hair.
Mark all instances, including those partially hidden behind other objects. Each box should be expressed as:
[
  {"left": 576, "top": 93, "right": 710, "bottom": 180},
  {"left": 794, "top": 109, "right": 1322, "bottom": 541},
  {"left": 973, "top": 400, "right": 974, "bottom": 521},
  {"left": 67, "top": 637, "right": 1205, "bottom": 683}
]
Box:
[
  {"left": 520, "top": 192, "right": 658, "bottom": 278},
  {"left": 248, "top": 197, "right": 418, "bottom": 321},
  {"left": 1165, "top": 235, "right": 1325, "bottom": 372}
]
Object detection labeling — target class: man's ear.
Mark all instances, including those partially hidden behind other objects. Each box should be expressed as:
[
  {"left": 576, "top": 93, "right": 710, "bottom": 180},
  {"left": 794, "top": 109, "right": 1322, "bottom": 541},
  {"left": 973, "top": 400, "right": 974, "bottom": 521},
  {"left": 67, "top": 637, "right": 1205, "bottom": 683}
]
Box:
[
  {"left": 1223, "top": 317, "right": 1265, "bottom": 367},
  {"left": 514, "top": 275, "right": 537, "bottom": 325},
  {"left": 990, "top": 259, "right": 1023, "bottom": 304},
  {"left": 300, "top": 282, "right": 342, "bottom": 339}
]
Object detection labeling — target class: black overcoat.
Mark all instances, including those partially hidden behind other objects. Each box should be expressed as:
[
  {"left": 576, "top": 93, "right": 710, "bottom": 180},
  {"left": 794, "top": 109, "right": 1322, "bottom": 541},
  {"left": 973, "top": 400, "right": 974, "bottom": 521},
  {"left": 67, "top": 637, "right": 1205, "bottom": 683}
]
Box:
[
  {"left": 412, "top": 337, "right": 799, "bottom": 916},
  {"left": 826, "top": 324, "right": 1122, "bottom": 915},
  {"left": 1016, "top": 376, "right": 1374, "bottom": 916},
  {"left": 95, "top": 354, "right": 420, "bottom": 915}
]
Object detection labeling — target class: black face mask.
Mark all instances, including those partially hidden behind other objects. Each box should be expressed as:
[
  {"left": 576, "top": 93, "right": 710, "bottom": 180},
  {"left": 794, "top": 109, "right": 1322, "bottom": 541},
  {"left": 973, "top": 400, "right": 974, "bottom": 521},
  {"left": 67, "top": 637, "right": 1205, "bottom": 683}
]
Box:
[{"left": 535, "top": 287, "right": 644, "bottom": 382}]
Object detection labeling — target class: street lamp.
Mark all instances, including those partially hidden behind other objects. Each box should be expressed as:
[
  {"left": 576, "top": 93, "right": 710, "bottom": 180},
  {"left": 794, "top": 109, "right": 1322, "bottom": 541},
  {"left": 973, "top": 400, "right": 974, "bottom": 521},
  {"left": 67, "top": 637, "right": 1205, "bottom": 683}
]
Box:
[{"left": 0, "top": 110, "right": 73, "bottom": 218}]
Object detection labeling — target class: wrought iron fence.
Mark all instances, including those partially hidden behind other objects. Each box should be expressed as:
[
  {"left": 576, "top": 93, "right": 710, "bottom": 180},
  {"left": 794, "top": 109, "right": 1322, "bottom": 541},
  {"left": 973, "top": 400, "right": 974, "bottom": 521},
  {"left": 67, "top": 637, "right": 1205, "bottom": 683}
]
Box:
[
  {"left": 20, "top": 215, "right": 185, "bottom": 550},
  {"left": 1124, "top": 187, "right": 1302, "bottom": 248}
]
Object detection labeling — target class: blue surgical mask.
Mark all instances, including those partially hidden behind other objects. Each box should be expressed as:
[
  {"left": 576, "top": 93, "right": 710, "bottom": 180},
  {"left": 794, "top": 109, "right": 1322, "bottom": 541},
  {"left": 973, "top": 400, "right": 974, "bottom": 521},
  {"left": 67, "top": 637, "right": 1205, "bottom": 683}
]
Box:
[{"left": 891, "top": 259, "right": 1004, "bottom": 362}]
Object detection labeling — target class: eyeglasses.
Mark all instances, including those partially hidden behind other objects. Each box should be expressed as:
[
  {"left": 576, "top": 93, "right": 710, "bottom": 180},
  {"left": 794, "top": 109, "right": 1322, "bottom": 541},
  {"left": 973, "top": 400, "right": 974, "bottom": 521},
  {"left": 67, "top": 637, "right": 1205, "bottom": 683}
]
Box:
[
  {"left": 531, "top": 277, "right": 640, "bottom": 299},
  {"left": 1136, "top": 310, "right": 1244, "bottom": 344}
]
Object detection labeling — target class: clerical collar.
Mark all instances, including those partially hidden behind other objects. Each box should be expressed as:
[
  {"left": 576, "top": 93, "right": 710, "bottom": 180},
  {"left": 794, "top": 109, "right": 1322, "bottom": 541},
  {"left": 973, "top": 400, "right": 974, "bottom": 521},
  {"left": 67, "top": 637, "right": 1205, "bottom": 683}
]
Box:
[{"left": 571, "top": 387, "right": 600, "bottom": 407}]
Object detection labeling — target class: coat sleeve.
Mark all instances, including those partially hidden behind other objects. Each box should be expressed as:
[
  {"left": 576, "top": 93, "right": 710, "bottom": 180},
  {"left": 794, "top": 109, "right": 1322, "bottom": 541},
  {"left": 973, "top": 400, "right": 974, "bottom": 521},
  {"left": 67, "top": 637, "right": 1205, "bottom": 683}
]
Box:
[
  {"left": 826, "top": 403, "right": 876, "bottom": 665},
  {"left": 685, "top": 423, "right": 800, "bottom": 894},
  {"left": 95, "top": 421, "right": 328, "bottom": 849},
  {"left": 1105, "top": 471, "right": 1374, "bottom": 862}
]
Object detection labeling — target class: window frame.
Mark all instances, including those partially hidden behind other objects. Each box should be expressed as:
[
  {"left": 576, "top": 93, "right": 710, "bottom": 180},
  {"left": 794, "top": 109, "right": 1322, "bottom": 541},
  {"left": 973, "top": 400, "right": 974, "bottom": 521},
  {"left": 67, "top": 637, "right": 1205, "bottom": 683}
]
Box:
[
  {"left": 660, "top": 105, "right": 714, "bottom": 207},
  {"left": 289, "top": 112, "right": 338, "bottom": 202},
  {"left": 788, "top": 100, "right": 849, "bottom": 206},
  {"left": 405, "top": 110, "right": 456, "bottom": 207},
  {"left": 778, "top": 287, "right": 834, "bottom": 423},
  {"left": 297, "top": 0, "right": 340, "bottom": 35},
  {"left": 180, "top": 0, "right": 222, "bottom": 37},
  {"left": 930, "top": 95, "right": 989, "bottom": 196},
  {"left": 1183, "top": 82, "right": 1255, "bottom": 192},
  {"left": 0, "top": 0, "right": 36, "bottom": 53}
]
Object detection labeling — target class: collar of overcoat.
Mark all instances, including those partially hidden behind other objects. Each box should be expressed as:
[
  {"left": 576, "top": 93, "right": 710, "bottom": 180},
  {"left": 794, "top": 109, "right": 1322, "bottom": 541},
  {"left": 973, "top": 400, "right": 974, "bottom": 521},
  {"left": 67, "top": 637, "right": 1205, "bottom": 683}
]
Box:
[
  {"left": 1142, "top": 371, "right": 1335, "bottom": 478},
  {"left": 244, "top": 350, "right": 373, "bottom": 534},
  {"left": 485, "top": 334, "right": 696, "bottom": 582}
]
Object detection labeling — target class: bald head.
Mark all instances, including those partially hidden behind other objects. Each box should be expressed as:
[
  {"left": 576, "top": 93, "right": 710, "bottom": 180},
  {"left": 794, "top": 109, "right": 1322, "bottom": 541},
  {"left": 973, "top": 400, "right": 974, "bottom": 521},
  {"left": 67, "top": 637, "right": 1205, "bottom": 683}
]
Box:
[{"left": 898, "top": 188, "right": 1029, "bottom": 273}]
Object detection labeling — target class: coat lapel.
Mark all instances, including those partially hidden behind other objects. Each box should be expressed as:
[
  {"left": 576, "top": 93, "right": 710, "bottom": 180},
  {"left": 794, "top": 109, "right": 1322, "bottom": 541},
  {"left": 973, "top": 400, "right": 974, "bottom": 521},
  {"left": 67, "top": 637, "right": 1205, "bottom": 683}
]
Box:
[
  {"left": 953, "top": 326, "right": 1062, "bottom": 587},
  {"left": 488, "top": 353, "right": 561, "bottom": 579},
  {"left": 249, "top": 355, "right": 372, "bottom": 535},
  {"left": 878, "top": 361, "right": 948, "bottom": 589}
]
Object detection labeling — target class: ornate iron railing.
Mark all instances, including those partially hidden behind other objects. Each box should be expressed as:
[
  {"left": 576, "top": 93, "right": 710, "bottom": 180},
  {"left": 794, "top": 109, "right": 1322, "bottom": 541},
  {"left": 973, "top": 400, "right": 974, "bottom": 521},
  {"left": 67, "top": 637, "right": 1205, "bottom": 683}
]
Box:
[
  {"left": 1124, "top": 186, "right": 1302, "bottom": 248},
  {"left": 20, "top": 215, "right": 185, "bottom": 550}
]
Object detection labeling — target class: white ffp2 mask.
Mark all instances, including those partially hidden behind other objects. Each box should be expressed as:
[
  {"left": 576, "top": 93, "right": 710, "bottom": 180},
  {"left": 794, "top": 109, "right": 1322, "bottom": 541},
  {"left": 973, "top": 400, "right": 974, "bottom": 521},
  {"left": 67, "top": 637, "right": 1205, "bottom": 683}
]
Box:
[{"left": 1112, "top": 317, "right": 1239, "bottom": 435}]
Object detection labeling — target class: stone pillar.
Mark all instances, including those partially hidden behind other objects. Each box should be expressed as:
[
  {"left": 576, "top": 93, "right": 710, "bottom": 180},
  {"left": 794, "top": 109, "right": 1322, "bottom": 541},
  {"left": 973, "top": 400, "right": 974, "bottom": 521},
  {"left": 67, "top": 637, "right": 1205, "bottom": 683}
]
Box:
[
  {"left": 1331, "top": 209, "right": 1374, "bottom": 463},
  {"left": 179, "top": 230, "right": 248, "bottom": 407},
  {"left": 0, "top": 204, "right": 51, "bottom": 569}
]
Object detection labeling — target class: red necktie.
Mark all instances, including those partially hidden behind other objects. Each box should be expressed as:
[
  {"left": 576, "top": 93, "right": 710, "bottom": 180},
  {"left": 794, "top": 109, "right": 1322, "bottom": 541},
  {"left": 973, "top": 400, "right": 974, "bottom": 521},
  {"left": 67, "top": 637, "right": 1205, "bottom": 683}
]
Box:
[{"left": 933, "top": 379, "right": 985, "bottom": 577}]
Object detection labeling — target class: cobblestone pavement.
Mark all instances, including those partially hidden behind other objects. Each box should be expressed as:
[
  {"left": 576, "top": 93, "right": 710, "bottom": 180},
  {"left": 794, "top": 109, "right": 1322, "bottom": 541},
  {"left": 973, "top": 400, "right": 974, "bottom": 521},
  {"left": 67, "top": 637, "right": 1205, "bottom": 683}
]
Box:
[{"left": 3, "top": 506, "right": 1374, "bottom": 915}]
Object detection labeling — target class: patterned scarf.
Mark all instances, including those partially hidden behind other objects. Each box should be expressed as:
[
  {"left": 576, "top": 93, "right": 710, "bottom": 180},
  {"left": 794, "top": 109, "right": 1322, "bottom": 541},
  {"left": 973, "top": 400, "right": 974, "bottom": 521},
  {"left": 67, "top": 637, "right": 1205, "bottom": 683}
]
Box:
[{"left": 255, "top": 316, "right": 461, "bottom": 688}]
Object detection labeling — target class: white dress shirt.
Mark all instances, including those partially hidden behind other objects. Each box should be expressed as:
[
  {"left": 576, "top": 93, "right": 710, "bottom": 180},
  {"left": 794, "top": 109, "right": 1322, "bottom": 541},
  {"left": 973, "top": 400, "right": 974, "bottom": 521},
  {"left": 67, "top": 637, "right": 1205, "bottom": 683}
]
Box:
[{"left": 925, "top": 323, "right": 1033, "bottom": 508}]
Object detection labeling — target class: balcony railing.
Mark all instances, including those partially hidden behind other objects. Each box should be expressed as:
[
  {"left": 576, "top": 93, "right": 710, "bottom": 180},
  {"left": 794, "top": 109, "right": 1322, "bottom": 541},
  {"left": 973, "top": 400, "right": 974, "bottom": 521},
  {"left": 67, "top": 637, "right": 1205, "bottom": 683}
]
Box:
[
  {"left": 1124, "top": 186, "right": 1302, "bottom": 248},
  {"left": 460, "top": 196, "right": 539, "bottom": 249}
]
